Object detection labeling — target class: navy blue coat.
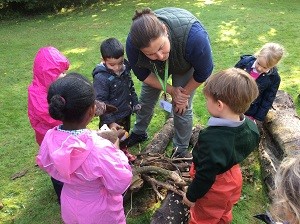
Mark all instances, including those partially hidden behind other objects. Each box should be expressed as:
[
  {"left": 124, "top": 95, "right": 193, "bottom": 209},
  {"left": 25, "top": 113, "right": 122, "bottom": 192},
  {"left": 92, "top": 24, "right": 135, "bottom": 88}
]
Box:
[
  {"left": 235, "top": 55, "right": 281, "bottom": 121},
  {"left": 92, "top": 60, "right": 139, "bottom": 125}
]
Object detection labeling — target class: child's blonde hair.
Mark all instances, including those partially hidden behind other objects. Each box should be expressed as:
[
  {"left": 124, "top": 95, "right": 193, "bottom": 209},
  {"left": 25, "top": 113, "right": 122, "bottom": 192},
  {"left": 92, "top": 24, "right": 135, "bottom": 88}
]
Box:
[
  {"left": 203, "top": 68, "right": 259, "bottom": 114},
  {"left": 270, "top": 155, "right": 300, "bottom": 224},
  {"left": 255, "top": 42, "right": 284, "bottom": 68}
]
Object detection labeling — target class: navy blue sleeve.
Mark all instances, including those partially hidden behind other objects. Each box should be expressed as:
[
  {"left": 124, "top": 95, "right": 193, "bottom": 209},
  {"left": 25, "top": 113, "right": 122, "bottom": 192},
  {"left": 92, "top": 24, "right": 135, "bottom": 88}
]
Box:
[
  {"left": 93, "top": 73, "right": 115, "bottom": 124},
  {"left": 234, "top": 55, "right": 255, "bottom": 70},
  {"left": 185, "top": 23, "right": 214, "bottom": 83},
  {"left": 126, "top": 35, "right": 151, "bottom": 81},
  {"left": 255, "top": 71, "right": 281, "bottom": 121},
  {"left": 93, "top": 73, "right": 110, "bottom": 102}
]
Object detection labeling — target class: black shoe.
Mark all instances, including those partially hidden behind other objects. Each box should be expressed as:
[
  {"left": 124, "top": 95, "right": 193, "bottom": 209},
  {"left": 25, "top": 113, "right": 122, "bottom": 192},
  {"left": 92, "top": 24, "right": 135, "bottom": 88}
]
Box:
[{"left": 126, "top": 132, "right": 148, "bottom": 147}]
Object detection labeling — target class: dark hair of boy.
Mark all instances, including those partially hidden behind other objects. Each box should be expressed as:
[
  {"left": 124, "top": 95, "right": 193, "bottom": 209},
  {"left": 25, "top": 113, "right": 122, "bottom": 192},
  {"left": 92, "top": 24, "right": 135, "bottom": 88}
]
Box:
[
  {"left": 47, "top": 72, "right": 95, "bottom": 123},
  {"left": 100, "top": 38, "right": 124, "bottom": 60}
]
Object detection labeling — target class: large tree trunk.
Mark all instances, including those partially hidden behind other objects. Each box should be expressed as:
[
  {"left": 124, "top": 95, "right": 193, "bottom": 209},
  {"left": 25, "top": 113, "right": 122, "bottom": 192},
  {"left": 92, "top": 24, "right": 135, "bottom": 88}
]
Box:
[
  {"left": 259, "top": 90, "right": 300, "bottom": 191},
  {"left": 264, "top": 90, "right": 300, "bottom": 156}
]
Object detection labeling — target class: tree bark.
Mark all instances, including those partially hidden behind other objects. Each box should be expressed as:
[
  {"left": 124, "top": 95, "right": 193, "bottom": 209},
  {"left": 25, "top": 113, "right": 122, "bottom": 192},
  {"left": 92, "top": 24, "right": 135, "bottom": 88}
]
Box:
[
  {"left": 264, "top": 90, "right": 300, "bottom": 156},
  {"left": 144, "top": 117, "right": 174, "bottom": 154},
  {"left": 150, "top": 191, "right": 190, "bottom": 224},
  {"left": 259, "top": 90, "right": 300, "bottom": 191},
  {"left": 189, "top": 124, "right": 203, "bottom": 148}
]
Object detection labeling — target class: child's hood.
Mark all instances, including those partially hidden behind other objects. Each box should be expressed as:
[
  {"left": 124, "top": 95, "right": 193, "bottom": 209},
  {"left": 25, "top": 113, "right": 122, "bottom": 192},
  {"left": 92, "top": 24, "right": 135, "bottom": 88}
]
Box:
[
  {"left": 32, "top": 46, "right": 70, "bottom": 88},
  {"left": 92, "top": 60, "right": 129, "bottom": 77},
  {"left": 92, "top": 62, "right": 107, "bottom": 77},
  {"left": 41, "top": 129, "right": 91, "bottom": 180}
]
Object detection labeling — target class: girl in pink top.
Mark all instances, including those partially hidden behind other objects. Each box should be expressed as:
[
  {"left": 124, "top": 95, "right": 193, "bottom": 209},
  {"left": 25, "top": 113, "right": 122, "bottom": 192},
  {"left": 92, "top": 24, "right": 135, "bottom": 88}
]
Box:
[
  {"left": 28, "top": 46, "right": 70, "bottom": 204},
  {"left": 36, "top": 73, "right": 133, "bottom": 224},
  {"left": 28, "top": 46, "right": 70, "bottom": 145}
]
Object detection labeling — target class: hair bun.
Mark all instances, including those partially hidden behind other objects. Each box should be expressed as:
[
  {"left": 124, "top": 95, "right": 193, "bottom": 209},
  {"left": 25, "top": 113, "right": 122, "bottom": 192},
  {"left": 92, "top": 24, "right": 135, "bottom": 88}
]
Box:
[{"left": 48, "top": 94, "right": 66, "bottom": 120}]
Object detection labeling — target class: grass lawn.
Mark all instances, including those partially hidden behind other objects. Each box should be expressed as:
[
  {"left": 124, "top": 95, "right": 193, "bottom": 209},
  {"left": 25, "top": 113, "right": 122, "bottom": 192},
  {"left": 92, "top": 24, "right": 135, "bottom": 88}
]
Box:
[{"left": 0, "top": 0, "right": 299, "bottom": 223}]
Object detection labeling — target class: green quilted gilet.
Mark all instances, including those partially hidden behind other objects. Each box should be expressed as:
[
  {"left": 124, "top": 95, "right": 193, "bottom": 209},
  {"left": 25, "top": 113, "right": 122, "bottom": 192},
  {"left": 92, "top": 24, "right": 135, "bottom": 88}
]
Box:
[{"left": 136, "top": 7, "right": 198, "bottom": 79}]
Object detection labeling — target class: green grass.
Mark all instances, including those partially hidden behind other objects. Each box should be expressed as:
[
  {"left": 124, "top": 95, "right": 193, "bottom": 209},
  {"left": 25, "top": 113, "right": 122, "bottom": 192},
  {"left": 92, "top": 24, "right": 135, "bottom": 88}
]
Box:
[{"left": 0, "top": 0, "right": 299, "bottom": 223}]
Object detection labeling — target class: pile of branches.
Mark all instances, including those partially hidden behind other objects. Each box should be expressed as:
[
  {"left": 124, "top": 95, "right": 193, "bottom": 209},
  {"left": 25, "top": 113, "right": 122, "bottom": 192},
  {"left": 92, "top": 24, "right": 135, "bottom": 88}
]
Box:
[{"left": 125, "top": 118, "right": 202, "bottom": 223}]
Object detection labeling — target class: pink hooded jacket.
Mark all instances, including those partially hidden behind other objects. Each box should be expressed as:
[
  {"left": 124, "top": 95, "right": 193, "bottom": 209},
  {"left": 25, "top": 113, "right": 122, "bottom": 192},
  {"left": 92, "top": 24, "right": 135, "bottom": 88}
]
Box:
[
  {"left": 28, "top": 46, "right": 70, "bottom": 145},
  {"left": 36, "top": 128, "right": 133, "bottom": 224}
]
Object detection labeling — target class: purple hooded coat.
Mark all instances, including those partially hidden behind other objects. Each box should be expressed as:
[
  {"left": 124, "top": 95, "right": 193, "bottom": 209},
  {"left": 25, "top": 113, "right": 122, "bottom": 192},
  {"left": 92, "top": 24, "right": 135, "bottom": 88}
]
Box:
[{"left": 28, "top": 46, "right": 70, "bottom": 145}]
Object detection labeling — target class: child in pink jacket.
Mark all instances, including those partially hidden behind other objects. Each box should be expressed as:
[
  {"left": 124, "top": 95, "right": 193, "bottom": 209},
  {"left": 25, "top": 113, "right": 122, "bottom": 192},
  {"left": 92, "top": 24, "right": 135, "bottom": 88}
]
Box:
[
  {"left": 28, "top": 46, "right": 70, "bottom": 204},
  {"left": 36, "top": 73, "right": 133, "bottom": 224},
  {"left": 28, "top": 46, "right": 70, "bottom": 145},
  {"left": 28, "top": 46, "right": 70, "bottom": 203}
]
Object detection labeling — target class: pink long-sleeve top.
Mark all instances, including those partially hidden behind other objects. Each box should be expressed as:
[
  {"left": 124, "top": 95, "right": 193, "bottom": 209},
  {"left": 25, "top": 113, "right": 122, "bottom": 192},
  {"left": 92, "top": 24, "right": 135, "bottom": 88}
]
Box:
[
  {"left": 28, "top": 46, "right": 70, "bottom": 145},
  {"left": 36, "top": 127, "right": 133, "bottom": 224}
]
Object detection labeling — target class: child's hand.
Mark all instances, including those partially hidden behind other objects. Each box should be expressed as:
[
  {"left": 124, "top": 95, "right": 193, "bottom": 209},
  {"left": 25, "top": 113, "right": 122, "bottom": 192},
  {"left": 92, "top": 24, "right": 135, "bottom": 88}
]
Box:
[
  {"left": 132, "top": 104, "right": 141, "bottom": 113},
  {"left": 95, "top": 100, "right": 107, "bottom": 116},
  {"left": 99, "top": 123, "right": 128, "bottom": 144},
  {"left": 95, "top": 100, "right": 118, "bottom": 116},
  {"left": 109, "top": 122, "right": 122, "bottom": 130},
  {"left": 182, "top": 193, "right": 195, "bottom": 207},
  {"left": 97, "top": 130, "right": 118, "bottom": 145},
  {"left": 113, "top": 137, "right": 120, "bottom": 148}
]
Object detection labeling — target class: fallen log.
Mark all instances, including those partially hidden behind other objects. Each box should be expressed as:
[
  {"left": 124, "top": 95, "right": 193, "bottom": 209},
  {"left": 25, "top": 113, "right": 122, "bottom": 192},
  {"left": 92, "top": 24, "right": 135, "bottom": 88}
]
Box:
[
  {"left": 264, "top": 90, "right": 300, "bottom": 156},
  {"left": 150, "top": 191, "right": 190, "bottom": 224},
  {"left": 259, "top": 90, "right": 300, "bottom": 191},
  {"left": 189, "top": 124, "right": 204, "bottom": 148},
  {"left": 144, "top": 117, "right": 174, "bottom": 154}
]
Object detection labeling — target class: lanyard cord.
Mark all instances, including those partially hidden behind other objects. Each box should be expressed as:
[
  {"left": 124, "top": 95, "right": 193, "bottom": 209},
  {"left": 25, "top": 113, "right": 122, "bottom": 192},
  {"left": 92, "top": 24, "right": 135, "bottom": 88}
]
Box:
[{"left": 153, "top": 60, "right": 169, "bottom": 99}]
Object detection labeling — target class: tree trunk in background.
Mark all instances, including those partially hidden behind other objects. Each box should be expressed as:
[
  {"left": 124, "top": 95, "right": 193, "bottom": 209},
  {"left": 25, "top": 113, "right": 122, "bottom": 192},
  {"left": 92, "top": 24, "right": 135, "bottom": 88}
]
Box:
[{"left": 259, "top": 90, "right": 300, "bottom": 192}]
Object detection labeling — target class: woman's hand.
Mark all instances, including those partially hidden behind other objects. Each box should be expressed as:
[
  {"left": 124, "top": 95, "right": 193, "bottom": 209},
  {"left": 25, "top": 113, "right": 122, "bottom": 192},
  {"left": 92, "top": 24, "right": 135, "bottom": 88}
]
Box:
[
  {"left": 171, "top": 87, "right": 190, "bottom": 104},
  {"left": 174, "top": 101, "right": 189, "bottom": 115},
  {"left": 170, "top": 87, "right": 189, "bottom": 115}
]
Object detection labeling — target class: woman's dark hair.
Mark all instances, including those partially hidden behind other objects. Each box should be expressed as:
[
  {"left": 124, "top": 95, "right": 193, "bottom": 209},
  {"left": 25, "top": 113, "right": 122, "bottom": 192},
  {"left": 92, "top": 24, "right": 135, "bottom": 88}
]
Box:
[
  {"left": 130, "top": 8, "right": 165, "bottom": 49},
  {"left": 47, "top": 72, "right": 95, "bottom": 122},
  {"left": 100, "top": 37, "right": 124, "bottom": 60}
]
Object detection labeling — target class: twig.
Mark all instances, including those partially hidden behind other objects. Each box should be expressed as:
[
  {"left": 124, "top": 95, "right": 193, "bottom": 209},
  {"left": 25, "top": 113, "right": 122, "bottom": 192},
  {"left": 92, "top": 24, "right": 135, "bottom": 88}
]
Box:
[
  {"left": 134, "top": 166, "right": 186, "bottom": 186},
  {"left": 143, "top": 175, "right": 185, "bottom": 197},
  {"left": 171, "top": 147, "right": 178, "bottom": 159},
  {"left": 11, "top": 169, "right": 28, "bottom": 180},
  {"left": 125, "top": 191, "right": 133, "bottom": 218},
  {"left": 142, "top": 175, "right": 164, "bottom": 201}
]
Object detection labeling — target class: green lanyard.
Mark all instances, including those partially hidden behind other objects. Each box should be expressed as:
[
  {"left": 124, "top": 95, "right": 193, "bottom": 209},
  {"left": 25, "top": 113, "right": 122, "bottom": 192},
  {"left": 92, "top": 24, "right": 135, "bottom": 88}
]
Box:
[{"left": 153, "top": 60, "right": 169, "bottom": 99}]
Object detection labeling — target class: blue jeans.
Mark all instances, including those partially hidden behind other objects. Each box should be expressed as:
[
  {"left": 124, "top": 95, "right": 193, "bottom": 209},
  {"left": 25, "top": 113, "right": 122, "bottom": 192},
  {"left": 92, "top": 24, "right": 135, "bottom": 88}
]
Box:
[{"left": 132, "top": 67, "right": 195, "bottom": 153}]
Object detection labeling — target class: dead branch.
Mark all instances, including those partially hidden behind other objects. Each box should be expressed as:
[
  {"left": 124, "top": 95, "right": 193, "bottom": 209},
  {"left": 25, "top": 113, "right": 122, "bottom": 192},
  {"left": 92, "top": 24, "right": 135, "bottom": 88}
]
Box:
[
  {"left": 144, "top": 117, "right": 174, "bottom": 154},
  {"left": 143, "top": 175, "right": 185, "bottom": 197},
  {"left": 143, "top": 174, "right": 165, "bottom": 201},
  {"left": 134, "top": 165, "right": 186, "bottom": 186}
]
